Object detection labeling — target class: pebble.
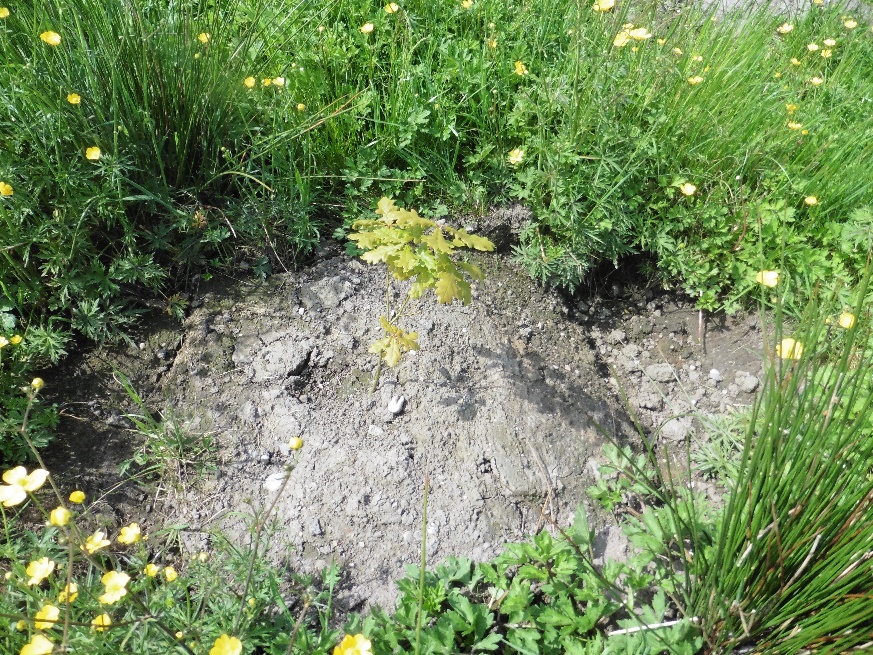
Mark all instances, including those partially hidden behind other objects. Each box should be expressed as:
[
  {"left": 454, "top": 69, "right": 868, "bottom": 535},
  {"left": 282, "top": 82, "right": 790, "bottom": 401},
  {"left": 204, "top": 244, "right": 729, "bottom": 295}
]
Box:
[
  {"left": 645, "top": 363, "right": 675, "bottom": 383},
  {"left": 263, "top": 472, "right": 286, "bottom": 492},
  {"left": 660, "top": 417, "right": 693, "bottom": 441},
  {"left": 735, "top": 370, "right": 759, "bottom": 393},
  {"left": 709, "top": 369, "right": 723, "bottom": 383},
  {"left": 387, "top": 396, "right": 406, "bottom": 415},
  {"left": 606, "top": 329, "right": 626, "bottom": 345},
  {"left": 310, "top": 519, "right": 324, "bottom": 536},
  {"left": 367, "top": 425, "right": 385, "bottom": 437}
]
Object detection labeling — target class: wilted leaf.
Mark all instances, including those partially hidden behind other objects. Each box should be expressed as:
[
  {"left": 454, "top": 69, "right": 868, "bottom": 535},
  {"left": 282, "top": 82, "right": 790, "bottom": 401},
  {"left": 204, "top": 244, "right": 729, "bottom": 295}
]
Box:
[
  {"left": 457, "top": 260, "right": 484, "bottom": 282},
  {"left": 362, "top": 243, "right": 403, "bottom": 264},
  {"left": 395, "top": 208, "right": 436, "bottom": 232},
  {"left": 376, "top": 196, "right": 398, "bottom": 216},
  {"left": 435, "top": 270, "right": 472, "bottom": 304},
  {"left": 422, "top": 228, "right": 455, "bottom": 255},
  {"left": 453, "top": 229, "right": 495, "bottom": 252}
]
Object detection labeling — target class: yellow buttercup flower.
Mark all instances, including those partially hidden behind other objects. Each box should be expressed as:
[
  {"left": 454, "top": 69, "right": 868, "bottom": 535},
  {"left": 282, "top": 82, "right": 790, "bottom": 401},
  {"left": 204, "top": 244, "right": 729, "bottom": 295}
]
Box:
[
  {"left": 807, "top": 42, "right": 819, "bottom": 51},
  {"left": 810, "top": 77, "right": 823, "bottom": 85},
  {"left": 514, "top": 60, "right": 528, "bottom": 75},
  {"left": 843, "top": 19, "right": 857, "bottom": 29},
  {"left": 244, "top": 76, "right": 255, "bottom": 88},
  {"left": 26, "top": 557, "right": 55, "bottom": 586},
  {"left": 486, "top": 37, "right": 497, "bottom": 48},
  {"left": 0, "top": 7, "right": 9, "bottom": 18},
  {"left": 687, "top": 76, "right": 704, "bottom": 85},
  {"left": 59, "top": 582, "right": 78, "bottom": 603},
  {"left": 672, "top": 47, "right": 682, "bottom": 55},
  {"left": 85, "top": 146, "right": 101, "bottom": 161},
  {"left": 359, "top": 22, "right": 374, "bottom": 34},
  {"left": 210, "top": 634, "right": 243, "bottom": 655},
  {"left": 117, "top": 523, "right": 141, "bottom": 544},
  {"left": 461, "top": 0, "right": 473, "bottom": 8},
  {"left": 143, "top": 563, "right": 160, "bottom": 577},
  {"left": 40, "top": 31, "right": 61, "bottom": 46},
  {"left": 67, "top": 93, "right": 81, "bottom": 105},
  {"left": 786, "top": 103, "right": 797, "bottom": 113},
  {"left": 20, "top": 635, "right": 54, "bottom": 655},
  {"left": 99, "top": 570, "right": 130, "bottom": 604},
  {"left": 804, "top": 195, "right": 818, "bottom": 205},
  {"left": 592, "top": 0, "right": 614, "bottom": 11},
  {"left": 34, "top": 604, "right": 60, "bottom": 629},
  {"left": 296, "top": 103, "right": 306, "bottom": 111},
  {"left": 272, "top": 77, "right": 285, "bottom": 87},
  {"left": 69, "top": 490, "right": 85, "bottom": 503},
  {"left": 777, "top": 23, "right": 793, "bottom": 34},
  {"left": 776, "top": 338, "right": 803, "bottom": 360},
  {"left": 613, "top": 30, "right": 631, "bottom": 47},
  {"left": 823, "top": 38, "right": 836, "bottom": 46},
  {"left": 788, "top": 121, "right": 803, "bottom": 130},
  {"left": 164, "top": 566, "right": 178, "bottom": 581},
  {"left": 774, "top": 71, "right": 782, "bottom": 78},
  {"left": 92, "top": 613, "right": 111, "bottom": 631},
  {"left": 657, "top": 38, "right": 666, "bottom": 45},
  {"left": 692, "top": 54, "right": 703, "bottom": 62},
  {"left": 83, "top": 530, "right": 111, "bottom": 554},
  {"left": 10, "top": 335, "right": 22, "bottom": 344},
  {"left": 838, "top": 312, "right": 856, "bottom": 329},
  {"left": 31, "top": 377, "right": 45, "bottom": 390},
  {"left": 679, "top": 182, "right": 696, "bottom": 196},
  {"left": 0, "top": 466, "right": 49, "bottom": 507},
  {"left": 198, "top": 32, "right": 210, "bottom": 44},
  {"left": 790, "top": 57, "right": 801, "bottom": 65},
  {"left": 507, "top": 148, "right": 524, "bottom": 165},
  {"left": 756, "top": 270, "right": 780, "bottom": 287},
  {"left": 50, "top": 506, "right": 71, "bottom": 526},
  {"left": 821, "top": 49, "right": 832, "bottom": 58},
  {"left": 289, "top": 436, "right": 304, "bottom": 450},
  {"left": 0, "top": 181, "right": 13, "bottom": 196},
  {"left": 334, "top": 634, "right": 373, "bottom": 655},
  {"left": 384, "top": 2, "right": 399, "bottom": 13},
  {"left": 628, "top": 27, "right": 652, "bottom": 40},
  {"left": 262, "top": 77, "right": 272, "bottom": 86}
]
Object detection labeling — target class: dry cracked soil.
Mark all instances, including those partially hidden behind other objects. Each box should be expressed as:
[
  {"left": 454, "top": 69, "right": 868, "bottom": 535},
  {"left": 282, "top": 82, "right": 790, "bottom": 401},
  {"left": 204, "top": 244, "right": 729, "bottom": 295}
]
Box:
[{"left": 42, "top": 209, "right": 766, "bottom": 613}]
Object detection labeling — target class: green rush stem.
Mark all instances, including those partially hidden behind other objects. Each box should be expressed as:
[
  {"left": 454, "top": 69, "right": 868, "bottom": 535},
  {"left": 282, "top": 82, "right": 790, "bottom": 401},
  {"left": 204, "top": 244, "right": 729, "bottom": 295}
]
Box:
[
  {"left": 233, "top": 457, "right": 298, "bottom": 634},
  {"left": 414, "top": 473, "right": 429, "bottom": 655}
]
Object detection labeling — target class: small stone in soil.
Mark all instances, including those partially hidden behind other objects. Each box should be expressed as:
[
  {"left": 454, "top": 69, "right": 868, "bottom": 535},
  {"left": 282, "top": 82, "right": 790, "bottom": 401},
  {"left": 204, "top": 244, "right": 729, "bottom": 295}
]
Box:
[
  {"left": 387, "top": 396, "right": 406, "bottom": 415},
  {"left": 735, "top": 370, "right": 759, "bottom": 393}
]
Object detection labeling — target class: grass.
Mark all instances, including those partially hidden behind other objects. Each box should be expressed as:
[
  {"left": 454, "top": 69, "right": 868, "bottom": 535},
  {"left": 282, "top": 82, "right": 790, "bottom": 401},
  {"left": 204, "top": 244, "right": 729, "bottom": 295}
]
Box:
[
  {"left": 2, "top": 0, "right": 872, "bottom": 357},
  {"left": 2, "top": 0, "right": 873, "bottom": 652}
]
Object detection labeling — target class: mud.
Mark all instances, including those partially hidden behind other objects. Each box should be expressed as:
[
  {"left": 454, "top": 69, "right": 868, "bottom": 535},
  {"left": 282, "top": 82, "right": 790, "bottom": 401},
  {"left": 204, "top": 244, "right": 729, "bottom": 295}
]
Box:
[{"left": 43, "top": 223, "right": 765, "bottom": 612}]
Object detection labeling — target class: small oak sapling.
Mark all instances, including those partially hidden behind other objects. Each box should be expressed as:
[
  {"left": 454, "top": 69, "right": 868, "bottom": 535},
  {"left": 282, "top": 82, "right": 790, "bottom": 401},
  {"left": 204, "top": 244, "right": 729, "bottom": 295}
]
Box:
[{"left": 347, "top": 197, "right": 494, "bottom": 389}]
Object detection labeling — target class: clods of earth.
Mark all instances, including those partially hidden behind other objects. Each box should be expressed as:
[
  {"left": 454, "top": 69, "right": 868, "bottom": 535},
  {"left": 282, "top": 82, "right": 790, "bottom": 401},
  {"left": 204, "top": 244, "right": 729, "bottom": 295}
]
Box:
[{"left": 43, "top": 214, "right": 765, "bottom": 612}]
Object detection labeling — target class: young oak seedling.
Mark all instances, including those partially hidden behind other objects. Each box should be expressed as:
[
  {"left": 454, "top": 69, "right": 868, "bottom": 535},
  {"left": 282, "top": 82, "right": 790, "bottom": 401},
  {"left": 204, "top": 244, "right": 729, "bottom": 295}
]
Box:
[{"left": 347, "top": 197, "right": 494, "bottom": 389}]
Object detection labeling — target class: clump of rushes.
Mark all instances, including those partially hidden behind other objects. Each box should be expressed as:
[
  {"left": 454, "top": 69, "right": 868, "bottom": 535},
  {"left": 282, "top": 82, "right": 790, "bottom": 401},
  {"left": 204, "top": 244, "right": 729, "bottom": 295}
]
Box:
[
  {"left": 347, "top": 197, "right": 493, "bottom": 388},
  {"left": 683, "top": 271, "right": 873, "bottom": 652}
]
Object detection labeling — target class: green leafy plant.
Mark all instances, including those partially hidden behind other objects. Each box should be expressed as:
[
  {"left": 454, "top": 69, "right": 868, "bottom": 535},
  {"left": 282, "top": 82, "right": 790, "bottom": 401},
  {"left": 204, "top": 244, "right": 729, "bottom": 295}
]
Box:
[
  {"left": 347, "top": 197, "right": 494, "bottom": 386},
  {"left": 0, "top": 334, "right": 57, "bottom": 466},
  {"left": 115, "top": 372, "right": 216, "bottom": 487},
  {"left": 0, "top": 383, "right": 349, "bottom": 655}
]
